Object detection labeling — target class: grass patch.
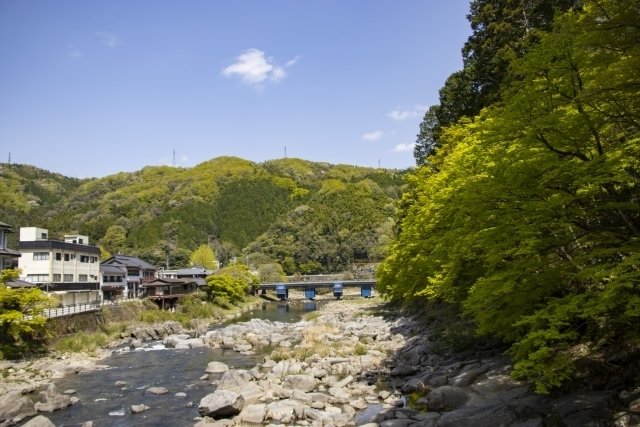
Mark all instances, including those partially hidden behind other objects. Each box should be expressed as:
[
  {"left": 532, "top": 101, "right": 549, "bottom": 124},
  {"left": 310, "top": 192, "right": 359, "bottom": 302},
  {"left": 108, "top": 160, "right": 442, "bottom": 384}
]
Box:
[
  {"left": 354, "top": 342, "right": 368, "bottom": 356},
  {"left": 53, "top": 332, "right": 110, "bottom": 355}
]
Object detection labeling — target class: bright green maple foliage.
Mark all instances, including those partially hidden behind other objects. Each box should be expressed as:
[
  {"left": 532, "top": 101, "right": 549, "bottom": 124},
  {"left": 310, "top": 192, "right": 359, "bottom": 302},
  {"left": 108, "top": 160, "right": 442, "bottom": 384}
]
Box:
[
  {"left": 0, "top": 269, "right": 53, "bottom": 359},
  {"left": 379, "top": 0, "right": 640, "bottom": 393}
]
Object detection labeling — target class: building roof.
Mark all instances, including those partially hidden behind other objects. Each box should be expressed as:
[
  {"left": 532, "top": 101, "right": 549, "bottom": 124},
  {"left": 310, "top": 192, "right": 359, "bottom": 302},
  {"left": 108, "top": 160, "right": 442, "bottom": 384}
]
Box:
[
  {"left": 0, "top": 248, "right": 21, "bottom": 257},
  {"left": 143, "top": 277, "right": 192, "bottom": 287},
  {"left": 0, "top": 221, "right": 13, "bottom": 230},
  {"left": 103, "top": 254, "right": 157, "bottom": 270},
  {"left": 100, "top": 264, "right": 127, "bottom": 274},
  {"left": 176, "top": 267, "right": 212, "bottom": 277},
  {"left": 17, "top": 240, "right": 100, "bottom": 255},
  {"left": 6, "top": 278, "right": 35, "bottom": 288}
]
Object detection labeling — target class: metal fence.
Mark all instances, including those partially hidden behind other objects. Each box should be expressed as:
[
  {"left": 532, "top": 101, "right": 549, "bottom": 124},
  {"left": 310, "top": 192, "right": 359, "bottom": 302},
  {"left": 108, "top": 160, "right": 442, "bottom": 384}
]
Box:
[{"left": 43, "top": 300, "right": 117, "bottom": 318}]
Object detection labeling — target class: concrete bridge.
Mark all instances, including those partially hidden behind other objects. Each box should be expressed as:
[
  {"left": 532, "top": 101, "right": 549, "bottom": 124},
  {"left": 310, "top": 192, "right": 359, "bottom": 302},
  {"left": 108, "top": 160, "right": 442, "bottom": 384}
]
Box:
[{"left": 257, "top": 279, "right": 376, "bottom": 300}]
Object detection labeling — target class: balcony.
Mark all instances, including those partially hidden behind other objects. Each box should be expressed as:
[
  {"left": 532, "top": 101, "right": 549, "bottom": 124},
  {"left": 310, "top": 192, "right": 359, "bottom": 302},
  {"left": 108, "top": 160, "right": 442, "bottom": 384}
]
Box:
[{"left": 38, "top": 282, "right": 100, "bottom": 292}]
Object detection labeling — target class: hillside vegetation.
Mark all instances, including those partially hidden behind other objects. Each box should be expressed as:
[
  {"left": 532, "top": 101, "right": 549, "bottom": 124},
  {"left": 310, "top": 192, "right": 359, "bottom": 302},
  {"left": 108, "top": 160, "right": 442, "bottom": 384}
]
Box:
[
  {"left": 379, "top": 0, "right": 640, "bottom": 393},
  {"left": 0, "top": 157, "right": 405, "bottom": 274}
]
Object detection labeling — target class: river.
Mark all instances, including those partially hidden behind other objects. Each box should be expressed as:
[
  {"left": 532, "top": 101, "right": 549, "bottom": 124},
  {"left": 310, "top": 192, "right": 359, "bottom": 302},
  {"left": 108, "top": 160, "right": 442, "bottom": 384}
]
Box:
[{"left": 46, "top": 301, "right": 322, "bottom": 427}]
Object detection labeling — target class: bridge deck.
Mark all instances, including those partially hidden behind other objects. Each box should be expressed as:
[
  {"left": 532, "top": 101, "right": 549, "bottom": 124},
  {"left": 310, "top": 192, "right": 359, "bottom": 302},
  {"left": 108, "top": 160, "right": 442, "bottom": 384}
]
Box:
[{"left": 258, "top": 279, "right": 376, "bottom": 290}]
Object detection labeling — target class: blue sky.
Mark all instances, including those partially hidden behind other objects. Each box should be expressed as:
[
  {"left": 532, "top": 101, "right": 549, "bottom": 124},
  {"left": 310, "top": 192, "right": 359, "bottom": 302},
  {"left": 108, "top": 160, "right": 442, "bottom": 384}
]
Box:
[{"left": 0, "top": 1, "right": 471, "bottom": 178}]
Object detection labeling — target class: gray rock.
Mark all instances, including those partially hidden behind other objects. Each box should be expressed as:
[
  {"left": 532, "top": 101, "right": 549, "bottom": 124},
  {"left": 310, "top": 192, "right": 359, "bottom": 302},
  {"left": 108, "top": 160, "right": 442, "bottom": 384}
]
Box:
[
  {"left": 283, "top": 374, "right": 317, "bottom": 392},
  {"left": 216, "top": 370, "right": 252, "bottom": 391},
  {"left": 131, "top": 404, "right": 150, "bottom": 414},
  {"left": 0, "top": 390, "right": 36, "bottom": 424},
  {"left": 552, "top": 391, "right": 616, "bottom": 427},
  {"left": 146, "top": 386, "right": 169, "bottom": 395},
  {"left": 34, "top": 384, "right": 73, "bottom": 412},
  {"left": 198, "top": 390, "right": 245, "bottom": 418},
  {"left": 450, "top": 363, "right": 490, "bottom": 387},
  {"left": 20, "top": 415, "right": 57, "bottom": 427},
  {"left": 175, "top": 392, "right": 187, "bottom": 398},
  {"left": 205, "top": 361, "right": 229, "bottom": 374},
  {"left": 425, "top": 385, "right": 470, "bottom": 412},
  {"left": 380, "top": 419, "right": 414, "bottom": 427},
  {"left": 266, "top": 399, "right": 305, "bottom": 423},
  {"left": 238, "top": 403, "right": 267, "bottom": 424}
]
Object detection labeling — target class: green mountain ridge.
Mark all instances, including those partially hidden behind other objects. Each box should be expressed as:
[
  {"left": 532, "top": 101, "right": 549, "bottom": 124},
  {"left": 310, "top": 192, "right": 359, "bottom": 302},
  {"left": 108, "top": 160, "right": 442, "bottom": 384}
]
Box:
[{"left": 0, "top": 157, "right": 407, "bottom": 274}]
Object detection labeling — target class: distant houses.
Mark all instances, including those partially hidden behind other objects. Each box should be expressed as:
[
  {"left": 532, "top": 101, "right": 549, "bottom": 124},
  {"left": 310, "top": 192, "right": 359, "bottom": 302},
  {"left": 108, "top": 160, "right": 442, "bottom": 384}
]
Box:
[
  {"left": 101, "top": 254, "right": 157, "bottom": 299},
  {"left": 1, "top": 223, "right": 210, "bottom": 308}
]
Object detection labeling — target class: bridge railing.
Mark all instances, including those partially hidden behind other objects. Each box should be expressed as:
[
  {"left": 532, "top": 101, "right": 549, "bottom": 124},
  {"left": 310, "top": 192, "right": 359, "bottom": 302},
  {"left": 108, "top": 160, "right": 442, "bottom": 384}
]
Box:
[{"left": 43, "top": 300, "right": 118, "bottom": 319}]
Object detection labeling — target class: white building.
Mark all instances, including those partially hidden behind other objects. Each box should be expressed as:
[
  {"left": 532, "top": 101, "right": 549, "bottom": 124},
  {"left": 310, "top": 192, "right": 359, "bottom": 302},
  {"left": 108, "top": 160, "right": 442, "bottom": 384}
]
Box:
[{"left": 17, "top": 227, "right": 101, "bottom": 306}]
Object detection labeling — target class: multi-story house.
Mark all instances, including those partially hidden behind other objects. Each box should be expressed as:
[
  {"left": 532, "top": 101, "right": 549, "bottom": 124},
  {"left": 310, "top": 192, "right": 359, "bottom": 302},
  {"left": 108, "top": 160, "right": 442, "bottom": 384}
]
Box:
[
  {"left": 100, "top": 263, "right": 127, "bottom": 302},
  {"left": 0, "top": 221, "right": 21, "bottom": 270},
  {"left": 101, "top": 254, "right": 157, "bottom": 299},
  {"left": 17, "top": 227, "right": 101, "bottom": 306}
]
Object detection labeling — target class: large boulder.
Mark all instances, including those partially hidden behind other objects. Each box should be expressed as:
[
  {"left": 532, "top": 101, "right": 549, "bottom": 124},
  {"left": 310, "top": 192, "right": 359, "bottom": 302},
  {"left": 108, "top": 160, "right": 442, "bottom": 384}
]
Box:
[
  {"left": 216, "top": 370, "right": 252, "bottom": 391},
  {"left": 424, "top": 385, "right": 471, "bottom": 412},
  {"left": 283, "top": 375, "right": 317, "bottom": 392},
  {"left": 20, "top": 415, "right": 57, "bottom": 427},
  {"left": 0, "top": 390, "right": 36, "bottom": 425},
  {"left": 238, "top": 403, "right": 267, "bottom": 424},
  {"left": 34, "top": 384, "right": 73, "bottom": 413},
  {"left": 198, "top": 390, "right": 245, "bottom": 418}
]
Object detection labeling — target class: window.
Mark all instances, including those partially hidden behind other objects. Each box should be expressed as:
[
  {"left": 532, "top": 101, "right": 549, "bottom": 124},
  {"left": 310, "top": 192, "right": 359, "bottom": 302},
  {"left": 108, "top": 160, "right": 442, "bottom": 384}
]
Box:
[
  {"left": 40, "top": 232, "right": 47, "bottom": 239},
  {"left": 27, "top": 274, "right": 48, "bottom": 283},
  {"left": 79, "top": 238, "right": 84, "bottom": 244},
  {"left": 79, "top": 274, "right": 88, "bottom": 282},
  {"left": 80, "top": 255, "right": 89, "bottom": 263},
  {"left": 53, "top": 274, "right": 61, "bottom": 282},
  {"left": 63, "top": 274, "right": 73, "bottom": 282},
  {"left": 90, "top": 256, "right": 98, "bottom": 263},
  {"left": 55, "top": 253, "right": 62, "bottom": 261},
  {"left": 33, "top": 252, "right": 49, "bottom": 261}
]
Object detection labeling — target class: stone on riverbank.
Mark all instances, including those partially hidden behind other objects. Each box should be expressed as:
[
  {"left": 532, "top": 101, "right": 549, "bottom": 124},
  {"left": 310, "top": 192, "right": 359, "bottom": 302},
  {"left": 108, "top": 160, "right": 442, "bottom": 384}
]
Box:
[
  {"left": 0, "top": 390, "right": 36, "bottom": 425},
  {"left": 198, "top": 390, "right": 244, "bottom": 418},
  {"left": 146, "top": 386, "right": 169, "bottom": 395},
  {"left": 19, "top": 415, "right": 57, "bottom": 427},
  {"left": 131, "top": 404, "right": 150, "bottom": 414},
  {"left": 34, "top": 384, "right": 73, "bottom": 413},
  {"left": 205, "top": 361, "right": 229, "bottom": 374}
]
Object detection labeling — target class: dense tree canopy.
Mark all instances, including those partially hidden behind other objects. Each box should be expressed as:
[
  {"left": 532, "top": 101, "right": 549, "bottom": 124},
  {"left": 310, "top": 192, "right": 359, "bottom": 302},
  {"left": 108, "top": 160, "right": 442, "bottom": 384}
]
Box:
[
  {"left": 380, "top": 0, "right": 640, "bottom": 393},
  {"left": 414, "top": 0, "right": 580, "bottom": 165}
]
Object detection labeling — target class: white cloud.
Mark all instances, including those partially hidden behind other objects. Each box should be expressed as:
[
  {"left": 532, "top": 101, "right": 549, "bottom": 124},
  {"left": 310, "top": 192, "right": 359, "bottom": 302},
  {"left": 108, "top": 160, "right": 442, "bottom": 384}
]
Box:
[
  {"left": 223, "top": 49, "right": 295, "bottom": 86},
  {"left": 394, "top": 143, "right": 415, "bottom": 152},
  {"left": 387, "top": 105, "right": 428, "bottom": 121},
  {"left": 97, "top": 31, "right": 121, "bottom": 48},
  {"left": 68, "top": 43, "right": 82, "bottom": 59},
  {"left": 362, "top": 130, "right": 384, "bottom": 141},
  {"left": 285, "top": 55, "right": 301, "bottom": 67}
]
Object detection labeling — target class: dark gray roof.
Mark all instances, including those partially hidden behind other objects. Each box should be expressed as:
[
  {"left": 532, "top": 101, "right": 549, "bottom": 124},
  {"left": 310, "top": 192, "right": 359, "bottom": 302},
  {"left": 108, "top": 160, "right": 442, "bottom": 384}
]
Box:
[
  {"left": 100, "top": 264, "right": 126, "bottom": 274},
  {"left": 0, "top": 248, "right": 21, "bottom": 257},
  {"left": 0, "top": 221, "right": 13, "bottom": 230},
  {"left": 103, "top": 255, "right": 157, "bottom": 270},
  {"left": 176, "top": 267, "right": 211, "bottom": 277},
  {"left": 6, "top": 278, "right": 35, "bottom": 288}
]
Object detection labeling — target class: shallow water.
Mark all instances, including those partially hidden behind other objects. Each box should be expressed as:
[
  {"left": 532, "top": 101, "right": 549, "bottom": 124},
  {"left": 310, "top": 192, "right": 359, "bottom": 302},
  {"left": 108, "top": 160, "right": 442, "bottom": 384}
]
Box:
[{"left": 46, "top": 300, "right": 322, "bottom": 426}]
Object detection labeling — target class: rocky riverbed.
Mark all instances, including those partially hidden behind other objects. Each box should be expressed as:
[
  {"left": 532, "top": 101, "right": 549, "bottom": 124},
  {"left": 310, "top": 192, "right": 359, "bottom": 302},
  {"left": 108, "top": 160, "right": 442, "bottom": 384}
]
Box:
[{"left": 2, "top": 297, "right": 639, "bottom": 426}]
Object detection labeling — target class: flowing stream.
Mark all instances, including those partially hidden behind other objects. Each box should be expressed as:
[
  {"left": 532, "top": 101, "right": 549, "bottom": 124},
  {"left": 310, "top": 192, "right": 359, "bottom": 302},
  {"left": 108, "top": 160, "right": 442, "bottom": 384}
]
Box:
[{"left": 46, "top": 301, "right": 322, "bottom": 427}]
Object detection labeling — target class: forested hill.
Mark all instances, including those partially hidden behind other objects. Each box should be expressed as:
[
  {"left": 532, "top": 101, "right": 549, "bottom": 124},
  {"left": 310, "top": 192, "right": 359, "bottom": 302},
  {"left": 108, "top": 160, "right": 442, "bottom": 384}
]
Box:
[
  {"left": 0, "top": 157, "right": 406, "bottom": 274},
  {"left": 379, "top": 0, "right": 640, "bottom": 395}
]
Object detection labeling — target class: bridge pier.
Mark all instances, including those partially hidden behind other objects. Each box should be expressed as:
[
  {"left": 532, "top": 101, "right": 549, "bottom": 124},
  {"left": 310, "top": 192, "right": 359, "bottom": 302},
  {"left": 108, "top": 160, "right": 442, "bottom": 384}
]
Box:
[{"left": 304, "top": 287, "right": 316, "bottom": 300}]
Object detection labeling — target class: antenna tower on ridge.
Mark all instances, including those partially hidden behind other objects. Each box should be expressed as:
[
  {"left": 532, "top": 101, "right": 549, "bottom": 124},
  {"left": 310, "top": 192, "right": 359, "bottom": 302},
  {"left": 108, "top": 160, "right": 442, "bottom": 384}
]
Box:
[
  {"left": 8, "top": 152, "right": 11, "bottom": 164},
  {"left": 172, "top": 149, "right": 176, "bottom": 167},
  {"left": 284, "top": 146, "right": 287, "bottom": 158}
]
